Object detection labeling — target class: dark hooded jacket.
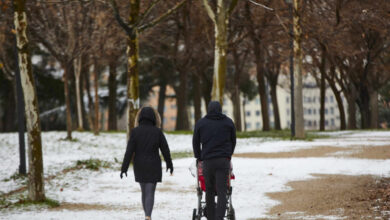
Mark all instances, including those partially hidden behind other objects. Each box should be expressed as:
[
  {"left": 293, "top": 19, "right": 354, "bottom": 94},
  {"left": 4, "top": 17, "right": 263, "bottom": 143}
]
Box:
[
  {"left": 193, "top": 101, "right": 236, "bottom": 160},
  {"left": 121, "top": 107, "right": 173, "bottom": 183}
]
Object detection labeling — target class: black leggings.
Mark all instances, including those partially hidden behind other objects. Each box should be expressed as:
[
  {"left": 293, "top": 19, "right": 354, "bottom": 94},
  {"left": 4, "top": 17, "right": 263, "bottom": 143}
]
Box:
[{"left": 139, "top": 182, "right": 157, "bottom": 217}]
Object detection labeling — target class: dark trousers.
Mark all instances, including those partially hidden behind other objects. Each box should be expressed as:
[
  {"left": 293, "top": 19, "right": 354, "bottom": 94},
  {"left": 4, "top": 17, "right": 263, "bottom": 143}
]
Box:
[{"left": 203, "top": 157, "right": 230, "bottom": 220}]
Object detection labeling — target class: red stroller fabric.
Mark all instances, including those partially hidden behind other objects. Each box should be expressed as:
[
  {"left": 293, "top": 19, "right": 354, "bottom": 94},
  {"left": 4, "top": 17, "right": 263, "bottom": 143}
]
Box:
[{"left": 198, "top": 161, "right": 235, "bottom": 192}]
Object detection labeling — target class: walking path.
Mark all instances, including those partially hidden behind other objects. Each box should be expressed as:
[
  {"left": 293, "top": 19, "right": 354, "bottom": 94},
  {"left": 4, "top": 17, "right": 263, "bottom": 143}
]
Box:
[{"left": 0, "top": 131, "right": 390, "bottom": 219}]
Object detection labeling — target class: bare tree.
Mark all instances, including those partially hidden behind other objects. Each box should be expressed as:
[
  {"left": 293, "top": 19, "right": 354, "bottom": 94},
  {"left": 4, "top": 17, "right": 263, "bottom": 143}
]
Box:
[{"left": 14, "top": 0, "right": 45, "bottom": 201}]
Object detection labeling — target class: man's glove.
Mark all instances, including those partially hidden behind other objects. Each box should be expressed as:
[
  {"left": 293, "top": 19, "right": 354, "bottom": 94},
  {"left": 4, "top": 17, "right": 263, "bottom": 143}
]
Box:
[
  {"left": 166, "top": 162, "right": 174, "bottom": 175},
  {"left": 120, "top": 171, "right": 127, "bottom": 179}
]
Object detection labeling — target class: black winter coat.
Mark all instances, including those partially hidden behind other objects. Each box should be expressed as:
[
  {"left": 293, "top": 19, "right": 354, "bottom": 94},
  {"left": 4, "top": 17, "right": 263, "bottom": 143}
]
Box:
[
  {"left": 193, "top": 101, "right": 236, "bottom": 160},
  {"left": 121, "top": 107, "right": 173, "bottom": 183}
]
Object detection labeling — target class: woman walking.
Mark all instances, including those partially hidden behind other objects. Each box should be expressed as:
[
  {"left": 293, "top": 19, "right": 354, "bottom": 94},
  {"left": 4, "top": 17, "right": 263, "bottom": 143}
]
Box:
[{"left": 120, "top": 106, "right": 173, "bottom": 220}]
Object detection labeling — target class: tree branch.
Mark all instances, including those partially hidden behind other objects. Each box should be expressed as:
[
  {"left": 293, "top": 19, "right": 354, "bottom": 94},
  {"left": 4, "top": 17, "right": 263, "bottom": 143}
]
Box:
[
  {"left": 137, "top": 0, "right": 162, "bottom": 26},
  {"left": 202, "top": 0, "right": 216, "bottom": 24},
  {"left": 109, "top": 0, "right": 134, "bottom": 36},
  {"left": 138, "top": 0, "right": 187, "bottom": 33},
  {"left": 228, "top": 0, "right": 238, "bottom": 16}
]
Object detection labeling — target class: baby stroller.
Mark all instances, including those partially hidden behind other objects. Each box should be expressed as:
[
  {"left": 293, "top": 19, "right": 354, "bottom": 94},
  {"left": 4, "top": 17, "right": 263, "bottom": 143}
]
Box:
[{"left": 190, "top": 160, "right": 236, "bottom": 220}]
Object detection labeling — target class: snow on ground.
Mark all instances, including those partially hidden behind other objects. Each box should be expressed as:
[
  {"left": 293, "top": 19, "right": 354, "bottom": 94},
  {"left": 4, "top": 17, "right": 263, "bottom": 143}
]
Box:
[{"left": 0, "top": 130, "right": 390, "bottom": 219}]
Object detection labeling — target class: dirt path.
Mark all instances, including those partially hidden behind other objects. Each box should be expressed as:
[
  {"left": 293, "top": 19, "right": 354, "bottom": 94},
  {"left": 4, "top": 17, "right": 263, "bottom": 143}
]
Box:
[
  {"left": 235, "top": 145, "right": 390, "bottom": 160},
  {"left": 242, "top": 145, "right": 390, "bottom": 219}
]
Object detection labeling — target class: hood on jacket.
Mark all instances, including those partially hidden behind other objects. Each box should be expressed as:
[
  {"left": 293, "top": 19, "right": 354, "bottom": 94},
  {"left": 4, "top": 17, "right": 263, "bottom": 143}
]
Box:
[
  {"left": 134, "top": 106, "right": 161, "bottom": 128},
  {"left": 206, "top": 101, "right": 226, "bottom": 120}
]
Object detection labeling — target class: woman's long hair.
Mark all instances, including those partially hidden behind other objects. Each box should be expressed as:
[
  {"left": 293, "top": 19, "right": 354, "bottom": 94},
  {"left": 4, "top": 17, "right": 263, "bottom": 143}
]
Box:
[{"left": 134, "top": 106, "right": 162, "bottom": 128}]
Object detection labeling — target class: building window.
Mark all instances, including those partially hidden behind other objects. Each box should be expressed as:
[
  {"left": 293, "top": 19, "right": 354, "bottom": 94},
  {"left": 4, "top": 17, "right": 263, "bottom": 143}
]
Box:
[
  {"left": 331, "top": 118, "right": 335, "bottom": 126},
  {"left": 256, "top": 122, "right": 261, "bottom": 129},
  {"left": 325, "top": 120, "right": 329, "bottom": 126},
  {"left": 287, "top": 109, "right": 290, "bottom": 115},
  {"left": 246, "top": 123, "right": 251, "bottom": 129},
  {"left": 325, "top": 97, "right": 328, "bottom": 103},
  {"left": 246, "top": 111, "right": 251, "bottom": 116},
  {"left": 313, "top": 97, "right": 317, "bottom": 103},
  {"left": 256, "top": 98, "right": 260, "bottom": 104},
  {"left": 330, "top": 107, "right": 334, "bottom": 115},
  {"left": 286, "top": 97, "right": 289, "bottom": 103},
  {"left": 308, "top": 109, "right": 312, "bottom": 115},
  {"left": 330, "top": 96, "right": 334, "bottom": 103},
  {"left": 256, "top": 110, "right": 260, "bottom": 116},
  {"left": 325, "top": 108, "right": 328, "bottom": 114},
  {"left": 313, "top": 109, "right": 317, "bottom": 115},
  {"left": 308, "top": 120, "right": 312, "bottom": 126}
]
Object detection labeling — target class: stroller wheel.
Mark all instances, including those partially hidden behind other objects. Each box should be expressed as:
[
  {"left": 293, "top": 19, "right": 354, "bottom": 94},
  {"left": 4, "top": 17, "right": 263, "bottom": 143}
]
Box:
[
  {"left": 192, "top": 208, "right": 197, "bottom": 220},
  {"left": 227, "top": 207, "right": 235, "bottom": 220}
]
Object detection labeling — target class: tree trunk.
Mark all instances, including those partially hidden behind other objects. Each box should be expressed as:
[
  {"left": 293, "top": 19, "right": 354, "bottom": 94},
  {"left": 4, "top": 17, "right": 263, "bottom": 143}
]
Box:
[
  {"left": 369, "top": 90, "right": 378, "bottom": 129},
  {"left": 175, "top": 71, "right": 189, "bottom": 130},
  {"left": 328, "top": 80, "right": 346, "bottom": 130},
  {"left": 243, "top": 97, "right": 247, "bottom": 131},
  {"left": 201, "top": 73, "right": 212, "bottom": 113},
  {"left": 293, "top": 0, "right": 305, "bottom": 138},
  {"left": 74, "top": 57, "right": 83, "bottom": 131},
  {"left": 246, "top": 2, "right": 270, "bottom": 131},
  {"left": 3, "top": 79, "right": 16, "bottom": 131},
  {"left": 93, "top": 63, "right": 100, "bottom": 135},
  {"left": 14, "top": 0, "right": 45, "bottom": 201},
  {"left": 63, "top": 64, "right": 73, "bottom": 140},
  {"left": 346, "top": 89, "right": 357, "bottom": 129},
  {"left": 232, "top": 84, "right": 242, "bottom": 131},
  {"left": 126, "top": 30, "right": 140, "bottom": 138},
  {"left": 255, "top": 60, "right": 270, "bottom": 131},
  {"left": 358, "top": 86, "right": 370, "bottom": 129},
  {"left": 84, "top": 65, "right": 95, "bottom": 131},
  {"left": 193, "top": 74, "right": 202, "bottom": 124},
  {"left": 108, "top": 61, "right": 117, "bottom": 131},
  {"left": 203, "top": 0, "right": 236, "bottom": 105},
  {"left": 270, "top": 80, "right": 281, "bottom": 130},
  {"left": 157, "top": 81, "right": 166, "bottom": 129},
  {"left": 319, "top": 68, "right": 326, "bottom": 131}
]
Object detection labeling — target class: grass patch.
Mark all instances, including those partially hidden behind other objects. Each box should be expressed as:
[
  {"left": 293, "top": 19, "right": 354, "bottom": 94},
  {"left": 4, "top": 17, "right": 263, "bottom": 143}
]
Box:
[
  {"left": 170, "top": 151, "right": 193, "bottom": 159},
  {"left": 76, "top": 159, "right": 111, "bottom": 171},
  {"left": 1, "top": 197, "right": 60, "bottom": 209},
  {"left": 165, "top": 130, "right": 193, "bottom": 135},
  {"left": 3, "top": 172, "right": 27, "bottom": 182},
  {"left": 236, "top": 130, "right": 330, "bottom": 140}
]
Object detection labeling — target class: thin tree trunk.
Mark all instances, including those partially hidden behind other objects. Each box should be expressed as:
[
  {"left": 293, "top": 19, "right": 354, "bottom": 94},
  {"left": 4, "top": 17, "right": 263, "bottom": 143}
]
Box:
[
  {"left": 369, "top": 90, "right": 378, "bottom": 129},
  {"left": 270, "top": 81, "right": 281, "bottom": 130},
  {"left": 243, "top": 97, "right": 247, "bottom": 131},
  {"left": 245, "top": 2, "right": 270, "bottom": 131},
  {"left": 74, "top": 57, "right": 83, "bottom": 130},
  {"left": 256, "top": 61, "right": 270, "bottom": 131},
  {"left": 175, "top": 71, "right": 189, "bottom": 130},
  {"left": 63, "top": 64, "right": 73, "bottom": 140},
  {"left": 84, "top": 65, "right": 94, "bottom": 131},
  {"left": 108, "top": 61, "right": 117, "bottom": 130},
  {"left": 232, "top": 85, "right": 242, "bottom": 131},
  {"left": 93, "top": 63, "right": 100, "bottom": 135},
  {"left": 157, "top": 81, "right": 166, "bottom": 130},
  {"left": 201, "top": 73, "right": 212, "bottom": 113},
  {"left": 293, "top": 0, "right": 305, "bottom": 138},
  {"left": 346, "top": 89, "right": 357, "bottom": 129},
  {"left": 193, "top": 74, "right": 202, "bottom": 123},
  {"left": 319, "top": 66, "right": 326, "bottom": 131},
  {"left": 14, "top": 0, "right": 45, "bottom": 201}
]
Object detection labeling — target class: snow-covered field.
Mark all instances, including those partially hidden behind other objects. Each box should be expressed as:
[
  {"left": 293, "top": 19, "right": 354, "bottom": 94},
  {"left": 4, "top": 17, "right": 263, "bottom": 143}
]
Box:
[{"left": 1, "top": 131, "right": 390, "bottom": 219}]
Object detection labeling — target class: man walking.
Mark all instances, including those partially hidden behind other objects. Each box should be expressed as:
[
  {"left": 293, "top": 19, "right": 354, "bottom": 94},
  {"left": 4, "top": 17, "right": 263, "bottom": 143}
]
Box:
[{"left": 193, "top": 101, "right": 236, "bottom": 220}]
